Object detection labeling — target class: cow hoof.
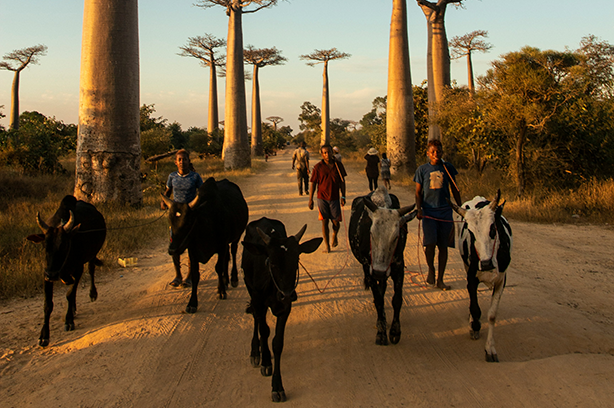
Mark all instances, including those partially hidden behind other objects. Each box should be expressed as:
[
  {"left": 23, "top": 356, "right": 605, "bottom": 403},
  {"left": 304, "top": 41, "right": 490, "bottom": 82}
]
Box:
[
  {"left": 375, "top": 334, "right": 389, "bottom": 346},
  {"left": 485, "top": 352, "right": 499, "bottom": 363},
  {"left": 272, "top": 391, "right": 287, "bottom": 403},
  {"left": 65, "top": 322, "right": 75, "bottom": 332},
  {"left": 231, "top": 279, "right": 238, "bottom": 288},
  {"left": 250, "top": 355, "right": 260, "bottom": 367},
  {"left": 39, "top": 338, "right": 49, "bottom": 347},
  {"left": 218, "top": 293, "right": 227, "bottom": 300},
  {"left": 261, "top": 365, "right": 272, "bottom": 376},
  {"left": 470, "top": 329, "right": 480, "bottom": 340},
  {"left": 186, "top": 306, "right": 197, "bottom": 314},
  {"left": 389, "top": 332, "right": 401, "bottom": 345}
]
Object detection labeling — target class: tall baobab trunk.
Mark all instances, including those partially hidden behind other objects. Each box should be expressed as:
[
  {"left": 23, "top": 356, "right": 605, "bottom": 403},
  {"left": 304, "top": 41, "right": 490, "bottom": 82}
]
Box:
[
  {"left": 75, "top": 0, "right": 142, "bottom": 205},
  {"left": 466, "top": 51, "right": 475, "bottom": 93},
  {"left": 250, "top": 64, "right": 263, "bottom": 156},
  {"left": 321, "top": 60, "right": 330, "bottom": 146},
  {"left": 208, "top": 60, "right": 219, "bottom": 133},
  {"left": 387, "top": 0, "right": 416, "bottom": 175},
  {"left": 9, "top": 71, "right": 20, "bottom": 130},
  {"left": 223, "top": 4, "right": 250, "bottom": 169},
  {"left": 425, "top": 19, "right": 440, "bottom": 141}
]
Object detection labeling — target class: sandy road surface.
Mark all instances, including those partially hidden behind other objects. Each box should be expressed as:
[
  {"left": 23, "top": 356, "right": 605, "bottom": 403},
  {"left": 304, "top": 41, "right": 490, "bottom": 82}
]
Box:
[{"left": 2, "top": 148, "right": 614, "bottom": 407}]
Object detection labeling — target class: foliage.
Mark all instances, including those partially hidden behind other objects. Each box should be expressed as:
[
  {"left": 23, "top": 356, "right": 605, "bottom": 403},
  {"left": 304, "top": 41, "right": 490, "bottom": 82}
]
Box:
[
  {"left": 262, "top": 122, "right": 290, "bottom": 152},
  {"left": 141, "top": 127, "right": 172, "bottom": 159},
  {"left": 296, "top": 101, "right": 322, "bottom": 147},
  {"left": 0, "top": 111, "right": 77, "bottom": 174},
  {"left": 140, "top": 104, "right": 167, "bottom": 132},
  {"left": 169, "top": 121, "right": 189, "bottom": 149},
  {"left": 0, "top": 44, "right": 47, "bottom": 72}
]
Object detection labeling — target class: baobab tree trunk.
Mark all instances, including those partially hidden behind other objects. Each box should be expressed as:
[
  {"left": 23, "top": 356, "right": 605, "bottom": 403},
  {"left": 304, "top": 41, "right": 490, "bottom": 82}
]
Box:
[
  {"left": 466, "top": 51, "right": 475, "bottom": 93},
  {"left": 9, "top": 70, "right": 20, "bottom": 130},
  {"left": 75, "top": 0, "right": 142, "bottom": 205},
  {"left": 387, "top": 0, "right": 416, "bottom": 176},
  {"left": 321, "top": 60, "right": 330, "bottom": 147},
  {"left": 425, "top": 19, "right": 440, "bottom": 141},
  {"left": 251, "top": 64, "right": 263, "bottom": 156},
  {"left": 208, "top": 61, "right": 219, "bottom": 133},
  {"left": 223, "top": 4, "right": 251, "bottom": 169}
]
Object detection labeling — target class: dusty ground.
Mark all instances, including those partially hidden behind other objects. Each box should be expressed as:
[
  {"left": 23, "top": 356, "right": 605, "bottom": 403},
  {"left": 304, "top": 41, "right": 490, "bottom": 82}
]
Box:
[{"left": 2, "top": 148, "right": 614, "bottom": 407}]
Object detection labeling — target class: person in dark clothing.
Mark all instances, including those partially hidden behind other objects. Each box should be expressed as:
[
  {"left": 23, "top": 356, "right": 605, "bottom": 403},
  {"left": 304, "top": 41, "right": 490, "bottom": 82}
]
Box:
[{"left": 364, "top": 147, "right": 380, "bottom": 191}]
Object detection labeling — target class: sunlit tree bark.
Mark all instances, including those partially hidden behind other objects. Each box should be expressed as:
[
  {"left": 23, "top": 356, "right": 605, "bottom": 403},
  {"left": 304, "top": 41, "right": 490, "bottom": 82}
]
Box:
[
  {"left": 449, "top": 30, "right": 492, "bottom": 93},
  {"left": 0, "top": 45, "right": 47, "bottom": 130},
  {"left": 75, "top": 0, "right": 141, "bottom": 205},
  {"left": 196, "top": 0, "right": 281, "bottom": 169},
  {"left": 387, "top": 0, "right": 416, "bottom": 175},
  {"left": 178, "top": 34, "right": 226, "bottom": 134},
  {"left": 244, "top": 46, "right": 286, "bottom": 156},
  {"left": 300, "top": 48, "right": 351, "bottom": 146}
]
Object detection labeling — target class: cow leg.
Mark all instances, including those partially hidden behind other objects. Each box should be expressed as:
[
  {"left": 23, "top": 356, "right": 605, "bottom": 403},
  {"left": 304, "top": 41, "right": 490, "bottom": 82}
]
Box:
[
  {"left": 370, "top": 278, "right": 388, "bottom": 345},
  {"left": 467, "top": 267, "right": 481, "bottom": 340},
  {"left": 88, "top": 261, "right": 98, "bottom": 302},
  {"left": 362, "top": 264, "right": 371, "bottom": 290},
  {"left": 230, "top": 240, "right": 239, "bottom": 288},
  {"left": 484, "top": 273, "right": 506, "bottom": 362},
  {"left": 65, "top": 265, "right": 83, "bottom": 331},
  {"left": 389, "top": 267, "right": 404, "bottom": 345},
  {"left": 39, "top": 280, "right": 54, "bottom": 347},
  {"left": 255, "top": 305, "right": 273, "bottom": 377},
  {"left": 271, "top": 307, "right": 290, "bottom": 402},
  {"left": 216, "top": 247, "right": 229, "bottom": 299},
  {"left": 250, "top": 306, "right": 261, "bottom": 367},
  {"left": 186, "top": 251, "right": 200, "bottom": 313}
]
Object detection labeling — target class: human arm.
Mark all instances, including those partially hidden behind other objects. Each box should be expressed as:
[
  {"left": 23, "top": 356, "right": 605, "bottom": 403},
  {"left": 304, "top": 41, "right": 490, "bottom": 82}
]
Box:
[
  {"left": 308, "top": 181, "right": 316, "bottom": 210},
  {"left": 161, "top": 186, "right": 172, "bottom": 209},
  {"left": 291, "top": 152, "right": 296, "bottom": 170},
  {"left": 340, "top": 180, "right": 346, "bottom": 207},
  {"left": 415, "top": 183, "right": 424, "bottom": 219}
]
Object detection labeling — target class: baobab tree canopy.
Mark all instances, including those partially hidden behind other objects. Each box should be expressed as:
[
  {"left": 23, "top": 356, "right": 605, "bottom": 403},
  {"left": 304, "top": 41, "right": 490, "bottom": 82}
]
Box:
[{"left": 178, "top": 35, "right": 226, "bottom": 68}]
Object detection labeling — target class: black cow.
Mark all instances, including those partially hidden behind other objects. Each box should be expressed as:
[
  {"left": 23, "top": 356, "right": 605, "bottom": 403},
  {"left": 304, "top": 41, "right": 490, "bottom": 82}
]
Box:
[
  {"left": 241, "top": 218, "right": 322, "bottom": 402},
  {"left": 26, "top": 195, "right": 106, "bottom": 347},
  {"left": 349, "top": 187, "right": 416, "bottom": 345},
  {"left": 161, "top": 177, "right": 248, "bottom": 313},
  {"left": 450, "top": 189, "right": 512, "bottom": 362}
]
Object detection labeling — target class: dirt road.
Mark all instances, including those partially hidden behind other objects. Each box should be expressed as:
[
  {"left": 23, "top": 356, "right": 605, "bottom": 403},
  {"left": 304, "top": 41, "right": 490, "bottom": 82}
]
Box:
[{"left": 2, "top": 148, "right": 614, "bottom": 407}]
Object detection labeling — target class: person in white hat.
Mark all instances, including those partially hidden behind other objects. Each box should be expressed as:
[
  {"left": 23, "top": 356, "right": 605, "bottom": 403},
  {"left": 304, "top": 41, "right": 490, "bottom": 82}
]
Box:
[{"left": 364, "top": 147, "right": 380, "bottom": 191}]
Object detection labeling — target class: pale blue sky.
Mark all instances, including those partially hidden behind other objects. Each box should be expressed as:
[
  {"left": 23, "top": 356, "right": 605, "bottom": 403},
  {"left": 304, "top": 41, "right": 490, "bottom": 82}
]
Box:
[{"left": 0, "top": 0, "right": 612, "bottom": 133}]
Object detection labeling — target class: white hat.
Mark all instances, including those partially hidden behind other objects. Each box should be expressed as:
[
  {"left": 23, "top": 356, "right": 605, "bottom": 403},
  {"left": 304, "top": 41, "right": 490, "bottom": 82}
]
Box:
[
  {"left": 333, "top": 146, "right": 340, "bottom": 153},
  {"left": 367, "top": 147, "right": 378, "bottom": 155}
]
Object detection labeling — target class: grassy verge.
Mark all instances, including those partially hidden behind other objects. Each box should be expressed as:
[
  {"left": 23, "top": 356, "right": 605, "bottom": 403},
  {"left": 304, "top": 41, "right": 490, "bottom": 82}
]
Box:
[{"left": 0, "top": 155, "right": 267, "bottom": 301}]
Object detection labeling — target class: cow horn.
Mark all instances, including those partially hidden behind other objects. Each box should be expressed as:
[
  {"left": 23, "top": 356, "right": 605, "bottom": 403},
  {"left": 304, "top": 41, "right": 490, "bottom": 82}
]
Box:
[
  {"left": 364, "top": 197, "right": 378, "bottom": 213},
  {"left": 449, "top": 200, "right": 467, "bottom": 218},
  {"left": 489, "top": 189, "right": 501, "bottom": 211},
  {"left": 62, "top": 211, "right": 75, "bottom": 232},
  {"left": 256, "top": 227, "right": 271, "bottom": 246},
  {"left": 294, "top": 224, "right": 307, "bottom": 242},
  {"left": 188, "top": 194, "right": 199, "bottom": 209},
  {"left": 36, "top": 212, "right": 50, "bottom": 233},
  {"left": 398, "top": 204, "right": 416, "bottom": 217}
]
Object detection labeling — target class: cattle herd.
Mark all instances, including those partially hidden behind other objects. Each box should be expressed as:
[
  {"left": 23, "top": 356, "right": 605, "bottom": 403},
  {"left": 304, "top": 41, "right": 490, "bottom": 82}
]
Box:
[{"left": 28, "top": 179, "right": 512, "bottom": 402}]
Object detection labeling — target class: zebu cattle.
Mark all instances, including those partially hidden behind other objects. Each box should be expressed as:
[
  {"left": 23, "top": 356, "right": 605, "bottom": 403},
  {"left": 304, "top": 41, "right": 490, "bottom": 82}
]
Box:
[
  {"left": 349, "top": 187, "right": 416, "bottom": 345},
  {"left": 161, "top": 177, "right": 248, "bottom": 313},
  {"left": 242, "top": 218, "right": 322, "bottom": 402},
  {"left": 26, "top": 195, "right": 106, "bottom": 347},
  {"left": 450, "top": 189, "right": 512, "bottom": 362}
]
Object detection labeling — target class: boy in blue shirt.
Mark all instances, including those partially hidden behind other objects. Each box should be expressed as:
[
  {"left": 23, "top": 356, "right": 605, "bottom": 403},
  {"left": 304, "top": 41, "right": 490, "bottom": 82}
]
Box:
[
  {"left": 414, "top": 140, "right": 461, "bottom": 290},
  {"left": 162, "top": 149, "right": 203, "bottom": 287}
]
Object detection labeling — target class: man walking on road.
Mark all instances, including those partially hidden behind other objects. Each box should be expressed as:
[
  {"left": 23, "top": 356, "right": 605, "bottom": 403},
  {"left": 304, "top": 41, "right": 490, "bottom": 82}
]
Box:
[
  {"left": 309, "top": 144, "right": 347, "bottom": 253},
  {"left": 292, "top": 141, "right": 310, "bottom": 196}
]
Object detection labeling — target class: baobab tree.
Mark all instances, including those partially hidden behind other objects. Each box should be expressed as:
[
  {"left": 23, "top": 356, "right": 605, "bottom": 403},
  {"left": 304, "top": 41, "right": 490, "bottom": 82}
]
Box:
[
  {"left": 75, "top": 0, "right": 141, "bottom": 205},
  {"left": 450, "top": 30, "right": 492, "bottom": 93},
  {"left": 178, "top": 34, "right": 226, "bottom": 134},
  {"left": 387, "top": 0, "right": 416, "bottom": 175},
  {"left": 300, "top": 48, "right": 351, "bottom": 146},
  {"left": 0, "top": 44, "right": 47, "bottom": 130},
  {"left": 417, "top": 0, "right": 463, "bottom": 141},
  {"left": 266, "top": 115, "right": 283, "bottom": 131},
  {"left": 195, "top": 0, "right": 282, "bottom": 170},
  {"left": 244, "top": 45, "right": 287, "bottom": 156}
]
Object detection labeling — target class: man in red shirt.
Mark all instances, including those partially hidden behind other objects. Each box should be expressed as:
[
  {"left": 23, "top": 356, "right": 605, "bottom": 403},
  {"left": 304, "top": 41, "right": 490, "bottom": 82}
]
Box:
[{"left": 308, "top": 144, "right": 347, "bottom": 253}]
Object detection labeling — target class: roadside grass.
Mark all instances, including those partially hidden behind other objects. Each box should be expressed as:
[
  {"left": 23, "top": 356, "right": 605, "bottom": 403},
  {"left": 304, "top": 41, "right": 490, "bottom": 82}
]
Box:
[{"left": 0, "top": 155, "right": 266, "bottom": 301}]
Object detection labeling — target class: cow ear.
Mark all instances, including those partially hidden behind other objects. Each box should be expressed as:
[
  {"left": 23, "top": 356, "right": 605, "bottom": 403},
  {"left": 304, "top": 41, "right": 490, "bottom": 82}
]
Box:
[
  {"left": 299, "top": 237, "right": 323, "bottom": 254},
  {"left": 69, "top": 223, "right": 82, "bottom": 236},
  {"left": 242, "top": 241, "right": 267, "bottom": 256},
  {"left": 26, "top": 234, "right": 45, "bottom": 243}
]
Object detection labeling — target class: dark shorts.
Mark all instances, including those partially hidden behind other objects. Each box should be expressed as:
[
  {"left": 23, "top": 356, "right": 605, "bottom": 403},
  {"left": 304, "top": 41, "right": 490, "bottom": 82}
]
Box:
[
  {"left": 422, "top": 207, "right": 455, "bottom": 248},
  {"left": 317, "top": 199, "right": 342, "bottom": 221}
]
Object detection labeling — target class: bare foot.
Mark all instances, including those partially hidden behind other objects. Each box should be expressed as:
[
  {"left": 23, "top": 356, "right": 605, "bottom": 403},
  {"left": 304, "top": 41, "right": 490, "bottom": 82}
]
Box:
[
  {"left": 426, "top": 272, "right": 435, "bottom": 286},
  {"left": 332, "top": 234, "right": 338, "bottom": 248},
  {"left": 436, "top": 281, "right": 451, "bottom": 291},
  {"left": 323, "top": 247, "right": 330, "bottom": 253}
]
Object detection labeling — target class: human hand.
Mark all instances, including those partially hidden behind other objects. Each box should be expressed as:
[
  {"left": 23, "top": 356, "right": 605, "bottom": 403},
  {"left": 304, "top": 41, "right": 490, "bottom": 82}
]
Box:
[
  {"left": 161, "top": 201, "right": 168, "bottom": 210},
  {"left": 308, "top": 198, "right": 314, "bottom": 210},
  {"left": 341, "top": 197, "right": 346, "bottom": 207},
  {"left": 416, "top": 208, "right": 423, "bottom": 220}
]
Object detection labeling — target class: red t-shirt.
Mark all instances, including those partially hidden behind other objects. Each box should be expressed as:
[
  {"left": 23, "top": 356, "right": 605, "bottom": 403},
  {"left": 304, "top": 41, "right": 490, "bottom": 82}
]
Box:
[{"left": 310, "top": 160, "right": 347, "bottom": 201}]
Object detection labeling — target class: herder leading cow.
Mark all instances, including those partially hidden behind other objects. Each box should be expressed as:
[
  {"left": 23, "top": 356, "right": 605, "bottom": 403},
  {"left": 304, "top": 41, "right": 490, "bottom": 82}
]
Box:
[
  {"left": 349, "top": 187, "right": 416, "bottom": 345},
  {"left": 241, "top": 218, "right": 322, "bottom": 402},
  {"left": 26, "top": 195, "right": 106, "bottom": 347},
  {"left": 450, "top": 189, "right": 512, "bottom": 362},
  {"left": 161, "top": 177, "right": 248, "bottom": 313}
]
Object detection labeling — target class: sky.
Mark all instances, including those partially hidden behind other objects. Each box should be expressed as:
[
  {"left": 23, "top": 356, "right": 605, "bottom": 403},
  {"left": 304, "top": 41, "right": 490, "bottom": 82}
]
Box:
[{"left": 0, "top": 0, "right": 613, "bottom": 134}]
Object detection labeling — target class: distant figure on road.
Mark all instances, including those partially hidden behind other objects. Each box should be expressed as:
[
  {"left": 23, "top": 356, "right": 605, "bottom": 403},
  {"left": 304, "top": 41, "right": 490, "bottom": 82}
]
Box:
[
  {"left": 333, "top": 146, "right": 343, "bottom": 163},
  {"left": 292, "top": 141, "right": 310, "bottom": 196},
  {"left": 365, "top": 147, "right": 380, "bottom": 192},
  {"left": 381, "top": 152, "right": 391, "bottom": 190}
]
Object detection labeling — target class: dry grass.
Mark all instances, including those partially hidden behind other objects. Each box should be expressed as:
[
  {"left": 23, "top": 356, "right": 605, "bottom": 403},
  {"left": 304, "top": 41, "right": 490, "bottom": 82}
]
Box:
[{"left": 0, "top": 155, "right": 267, "bottom": 301}]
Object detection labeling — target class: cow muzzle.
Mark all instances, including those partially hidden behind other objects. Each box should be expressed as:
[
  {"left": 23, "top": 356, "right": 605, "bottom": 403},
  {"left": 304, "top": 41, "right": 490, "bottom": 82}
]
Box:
[
  {"left": 370, "top": 268, "right": 389, "bottom": 282},
  {"left": 480, "top": 260, "right": 495, "bottom": 271}
]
